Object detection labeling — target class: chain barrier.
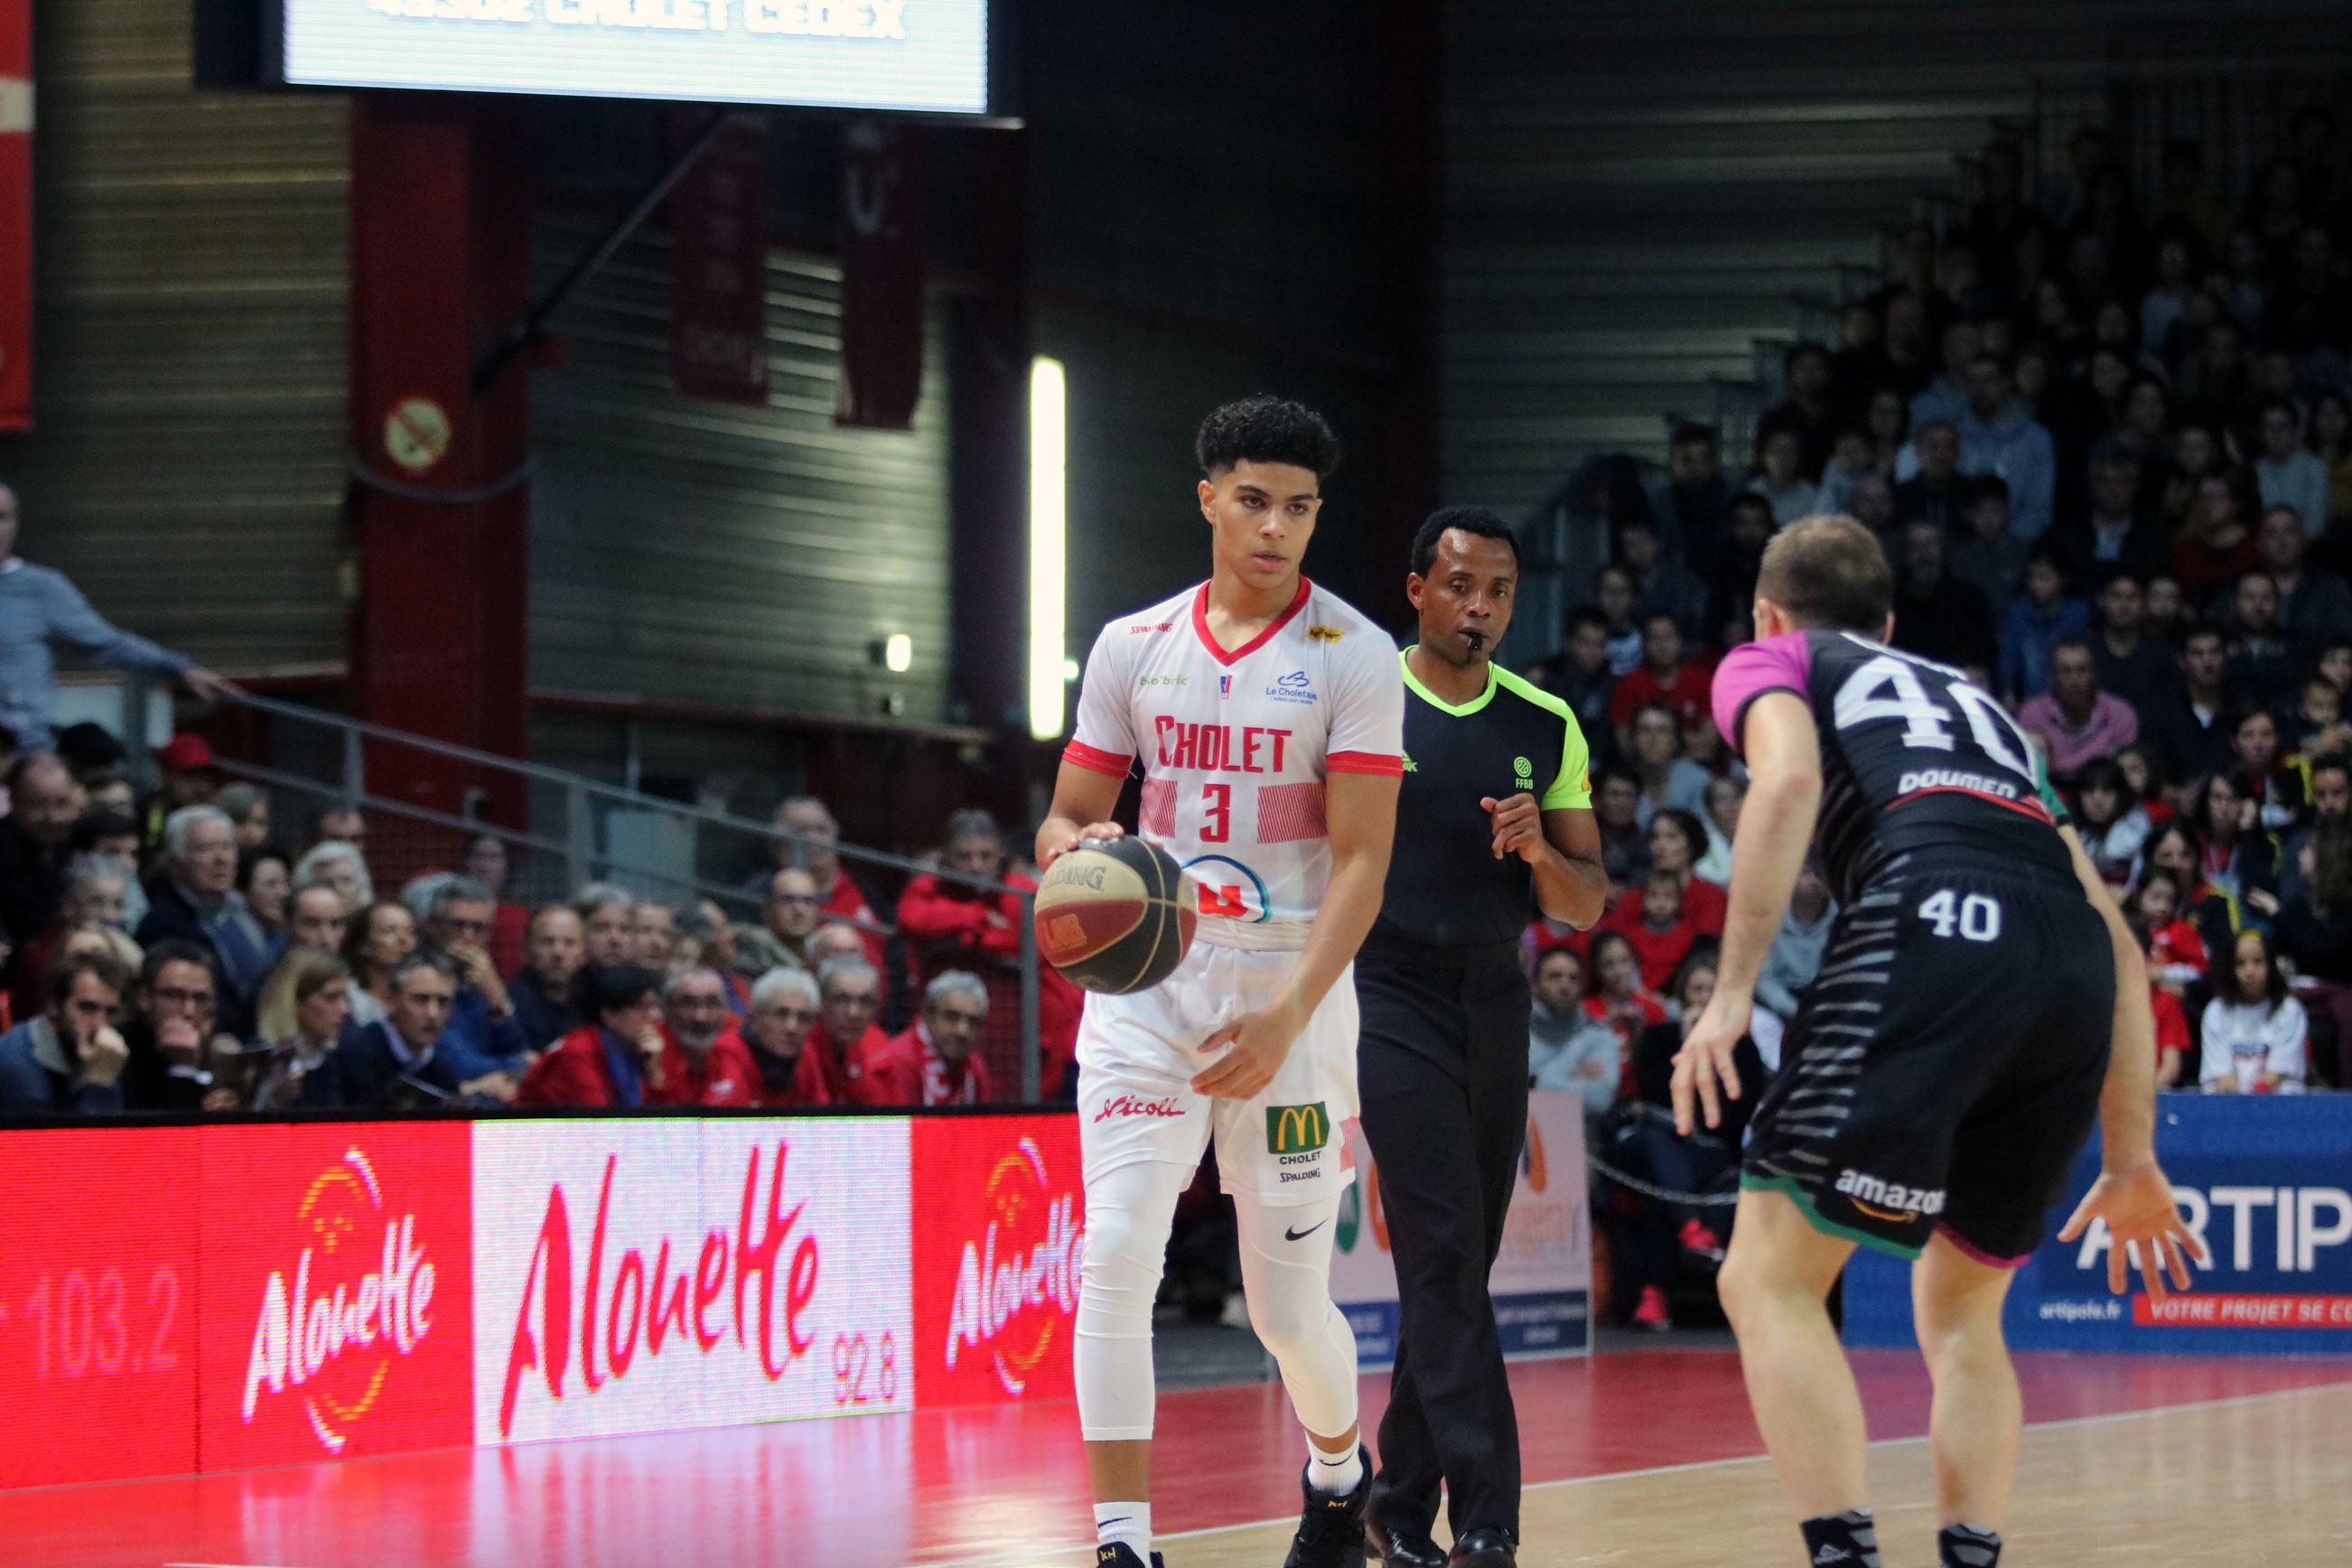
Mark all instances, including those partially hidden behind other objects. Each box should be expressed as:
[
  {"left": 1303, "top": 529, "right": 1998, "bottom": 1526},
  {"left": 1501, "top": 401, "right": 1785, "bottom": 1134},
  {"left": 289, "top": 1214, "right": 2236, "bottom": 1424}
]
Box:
[{"left": 1586, "top": 1152, "right": 1742, "bottom": 1208}]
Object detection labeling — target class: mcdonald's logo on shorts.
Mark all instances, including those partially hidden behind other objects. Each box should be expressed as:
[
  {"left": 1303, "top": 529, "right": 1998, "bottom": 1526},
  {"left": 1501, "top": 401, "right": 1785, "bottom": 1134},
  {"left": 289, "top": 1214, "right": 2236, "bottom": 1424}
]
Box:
[{"left": 1265, "top": 1103, "right": 1330, "bottom": 1154}]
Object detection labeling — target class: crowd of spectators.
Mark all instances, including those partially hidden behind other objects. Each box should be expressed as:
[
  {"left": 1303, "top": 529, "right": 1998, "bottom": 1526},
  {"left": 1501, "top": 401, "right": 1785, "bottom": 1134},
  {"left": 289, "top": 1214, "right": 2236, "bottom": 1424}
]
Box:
[
  {"left": 0, "top": 749, "right": 1083, "bottom": 1115},
  {"left": 1527, "top": 109, "right": 2352, "bottom": 1330}
]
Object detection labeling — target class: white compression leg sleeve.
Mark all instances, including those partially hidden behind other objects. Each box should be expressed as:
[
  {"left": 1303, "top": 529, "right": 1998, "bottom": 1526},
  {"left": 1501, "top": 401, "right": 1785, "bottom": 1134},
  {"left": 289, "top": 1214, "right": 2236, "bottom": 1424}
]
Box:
[
  {"left": 1234, "top": 1188, "right": 1360, "bottom": 1442},
  {"left": 1075, "top": 1158, "right": 1189, "bottom": 1442}
]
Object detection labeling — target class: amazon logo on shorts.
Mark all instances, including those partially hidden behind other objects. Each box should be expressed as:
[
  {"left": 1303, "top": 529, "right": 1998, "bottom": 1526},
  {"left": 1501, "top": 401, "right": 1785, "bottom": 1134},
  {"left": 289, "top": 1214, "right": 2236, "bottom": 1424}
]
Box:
[
  {"left": 1266, "top": 1103, "right": 1330, "bottom": 1154},
  {"left": 1835, "top": 1168, "right": 1946, "bottom": 1221}
]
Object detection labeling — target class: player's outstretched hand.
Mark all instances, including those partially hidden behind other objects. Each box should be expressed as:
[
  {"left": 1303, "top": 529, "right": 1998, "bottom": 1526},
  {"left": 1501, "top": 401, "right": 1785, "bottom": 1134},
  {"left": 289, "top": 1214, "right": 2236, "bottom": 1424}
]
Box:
[
  {"left": 1670, "top": 991, "right": 1751, "bottom": 1135},
  {"left": 1042, "top": 821, "right": 1125, "bottom": 866},
  {"left": 2057, "top": 1160, "right": 2202, "bottom": 1300},
  {"left": 1479, "top": 793, "right": 1545, "bottom": 863},
  {"left": 1190, "top": 1003, "right": 1302, "bottom": 1101}
]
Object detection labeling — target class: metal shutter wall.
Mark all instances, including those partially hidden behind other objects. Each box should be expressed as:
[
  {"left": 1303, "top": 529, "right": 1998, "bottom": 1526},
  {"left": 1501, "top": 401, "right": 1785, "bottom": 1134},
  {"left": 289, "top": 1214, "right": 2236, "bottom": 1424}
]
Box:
[
  {"left": 0, "top": 0, "right": 348, "bottom": 672},
  {"left": 528, "top": 215, "right": 951, "bottom": 725}
]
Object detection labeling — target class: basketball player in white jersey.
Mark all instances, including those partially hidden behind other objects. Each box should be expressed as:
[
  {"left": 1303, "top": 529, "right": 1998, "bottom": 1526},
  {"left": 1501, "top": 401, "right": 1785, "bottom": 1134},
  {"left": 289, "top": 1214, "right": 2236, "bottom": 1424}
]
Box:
[{"left": 1038, "top": 397, "right": 1405, "bottom": 1568}]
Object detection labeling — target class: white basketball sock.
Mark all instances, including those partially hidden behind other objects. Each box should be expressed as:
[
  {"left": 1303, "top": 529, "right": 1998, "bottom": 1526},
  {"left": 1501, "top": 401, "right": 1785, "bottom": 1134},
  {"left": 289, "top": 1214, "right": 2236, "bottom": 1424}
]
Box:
[
  {"left": 1094, "top": 1500, "right": 1152, "bottom": 1561},
  {"left": 1309, "top": 1439, "right": 1365, "bottom": 1495}
]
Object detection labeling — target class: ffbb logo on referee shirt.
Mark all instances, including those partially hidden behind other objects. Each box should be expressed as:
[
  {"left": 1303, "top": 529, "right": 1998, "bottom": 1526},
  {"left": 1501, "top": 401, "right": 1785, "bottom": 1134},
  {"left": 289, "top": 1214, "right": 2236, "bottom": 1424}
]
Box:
[{"left": 1266, "top": 1103, "right": 1330, "bottom": 1154}]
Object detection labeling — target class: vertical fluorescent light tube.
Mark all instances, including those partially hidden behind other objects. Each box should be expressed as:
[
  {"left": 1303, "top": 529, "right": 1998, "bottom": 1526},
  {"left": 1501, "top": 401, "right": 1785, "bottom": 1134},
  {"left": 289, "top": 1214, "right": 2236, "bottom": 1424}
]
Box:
[{"left": 1029, "top": 356, "right": 1068, "bottom": 741}]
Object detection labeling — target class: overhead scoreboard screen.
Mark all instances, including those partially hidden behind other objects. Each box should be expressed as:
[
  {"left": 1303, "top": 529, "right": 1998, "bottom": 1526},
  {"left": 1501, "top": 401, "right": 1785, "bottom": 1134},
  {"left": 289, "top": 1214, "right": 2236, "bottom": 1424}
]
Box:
[{"left": 275, "top": 0, "right": 990, "bottom": 112}]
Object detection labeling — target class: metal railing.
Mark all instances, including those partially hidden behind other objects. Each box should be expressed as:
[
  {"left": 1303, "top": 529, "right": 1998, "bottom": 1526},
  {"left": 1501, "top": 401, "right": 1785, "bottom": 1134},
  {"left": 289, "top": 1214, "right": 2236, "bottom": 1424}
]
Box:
[{"left": 182, "top": 685, "right": 1048, "bottom": 1099}]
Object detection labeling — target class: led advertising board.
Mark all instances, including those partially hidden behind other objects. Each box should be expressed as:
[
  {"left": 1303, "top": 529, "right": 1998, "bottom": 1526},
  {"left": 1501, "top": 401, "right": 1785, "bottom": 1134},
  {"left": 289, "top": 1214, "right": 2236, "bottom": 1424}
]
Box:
[{"left": 274, "top": 0, "right": 991, "bottom": 113}]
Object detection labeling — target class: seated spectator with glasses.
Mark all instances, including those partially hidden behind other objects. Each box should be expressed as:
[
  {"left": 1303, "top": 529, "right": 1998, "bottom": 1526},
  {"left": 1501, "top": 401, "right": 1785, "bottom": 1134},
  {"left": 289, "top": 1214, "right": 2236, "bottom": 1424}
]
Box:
[
  {"left": 303, "top": 950, "right": 481, "bottom": 1110},
  {"left": 507, "top": 903, "right": 585, "bottom": 1050},
  {"left": 761, "top": 867, "right": 827, "bottom": 969},
  {"left": 741, "top": 966, "right": 831, "bottom": 1106},
  {"left": 869, "top": 970, "right": 994, "bottom": 1106},
  {"left": 0, "top": 949, "right": 133, "bottom": 1113},
  {"left": 769, "top": 796, "right": 886, "bottom": 970},
  {"left": 122, "top": 940, "right": 242, "bottom": 1111},
  {"left": 137, "top": 805, "right": 271, "bottom": 1041},
  {"left": 418, "top": 875, "right": 527, "bottom": 1096}
]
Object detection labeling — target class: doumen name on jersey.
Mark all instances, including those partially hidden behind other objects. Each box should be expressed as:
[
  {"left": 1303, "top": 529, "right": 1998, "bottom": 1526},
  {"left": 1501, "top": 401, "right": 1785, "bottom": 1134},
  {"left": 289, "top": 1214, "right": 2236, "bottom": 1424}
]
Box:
[{"left": 1063, "top": 579, "right": 1405, "bottom": 926}]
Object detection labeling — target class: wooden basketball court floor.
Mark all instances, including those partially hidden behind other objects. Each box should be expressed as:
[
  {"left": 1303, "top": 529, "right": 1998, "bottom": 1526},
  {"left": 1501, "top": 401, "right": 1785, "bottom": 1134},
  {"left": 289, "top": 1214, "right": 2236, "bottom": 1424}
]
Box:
[{"left": 7, "top": 1349, "right": 2349, "bottom": 1567}]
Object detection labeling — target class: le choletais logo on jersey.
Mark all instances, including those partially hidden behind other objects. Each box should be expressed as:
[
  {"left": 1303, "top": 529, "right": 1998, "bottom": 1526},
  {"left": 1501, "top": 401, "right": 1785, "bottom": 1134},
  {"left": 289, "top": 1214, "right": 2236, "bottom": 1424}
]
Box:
[{"left": 1265, "top": 670, "right": 1317, "bottom": 706}]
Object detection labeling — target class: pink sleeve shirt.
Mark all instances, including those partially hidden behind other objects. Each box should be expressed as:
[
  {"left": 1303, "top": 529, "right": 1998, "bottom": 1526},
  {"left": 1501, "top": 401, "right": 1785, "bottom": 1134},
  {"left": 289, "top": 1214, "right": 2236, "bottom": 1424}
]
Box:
[{"left": 1709, "top": 632, "right": 1814, "bottom": 758}]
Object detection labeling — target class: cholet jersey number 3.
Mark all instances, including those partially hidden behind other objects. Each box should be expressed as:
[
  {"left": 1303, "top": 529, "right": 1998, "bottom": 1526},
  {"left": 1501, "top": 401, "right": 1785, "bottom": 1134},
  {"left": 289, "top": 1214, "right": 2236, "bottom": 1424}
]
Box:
[{"left": 1061, "top": 580, "right": 1405, "bottom": 926}]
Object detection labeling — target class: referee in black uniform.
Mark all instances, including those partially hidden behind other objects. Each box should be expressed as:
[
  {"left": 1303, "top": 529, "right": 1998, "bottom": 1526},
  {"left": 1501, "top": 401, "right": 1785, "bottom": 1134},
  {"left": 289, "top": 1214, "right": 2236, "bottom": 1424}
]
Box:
[{"left": 1358, "top": 507, "right": 1608, "bottom": 1568}]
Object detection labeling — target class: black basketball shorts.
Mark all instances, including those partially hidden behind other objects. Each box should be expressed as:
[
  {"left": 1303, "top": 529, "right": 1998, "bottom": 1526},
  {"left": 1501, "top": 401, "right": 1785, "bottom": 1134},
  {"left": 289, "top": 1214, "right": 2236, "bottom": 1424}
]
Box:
[{"left": 1741, "top": 857, "right": 2114, "bottom": 1265}]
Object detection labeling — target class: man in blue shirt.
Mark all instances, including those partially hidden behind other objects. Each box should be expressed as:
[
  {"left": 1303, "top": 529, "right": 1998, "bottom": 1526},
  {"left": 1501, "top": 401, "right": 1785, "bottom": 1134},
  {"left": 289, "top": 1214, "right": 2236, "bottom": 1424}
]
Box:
[
  {"left": 303, "top": 951, "right": 468, "bottom": 1109},
  {"left": 0, "top": 483, "right": 233, "bottom": 750},
  {"left": 418, "top": 875, "right": 530, "bottom": 1090}
]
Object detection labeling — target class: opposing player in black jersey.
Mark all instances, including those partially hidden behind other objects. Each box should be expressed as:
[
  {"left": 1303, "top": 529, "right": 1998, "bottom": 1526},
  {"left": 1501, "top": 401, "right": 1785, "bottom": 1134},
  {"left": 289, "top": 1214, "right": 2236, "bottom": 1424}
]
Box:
[
  {"left": 1671, "top": 517, "right": 2197, "bottom": 1568},
  {"left": 1356, "top": 507, "right": 1607, "bottom": 1568}
]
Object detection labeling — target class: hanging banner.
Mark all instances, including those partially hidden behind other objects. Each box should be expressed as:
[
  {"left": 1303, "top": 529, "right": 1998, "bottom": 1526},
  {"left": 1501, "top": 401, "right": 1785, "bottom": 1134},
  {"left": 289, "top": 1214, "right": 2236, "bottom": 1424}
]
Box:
[
  {"left": 1330, "top": 1090, "right": 1593, "bottom": 1367},
  {"left": 669, "top": 112, "right": 770, "bottom": 407},
  {"left": 835, "top": 116, "right": 924, "bottom": 430},
  {"left": 0, "top": 0, "right": 31, "bottom": 432}
]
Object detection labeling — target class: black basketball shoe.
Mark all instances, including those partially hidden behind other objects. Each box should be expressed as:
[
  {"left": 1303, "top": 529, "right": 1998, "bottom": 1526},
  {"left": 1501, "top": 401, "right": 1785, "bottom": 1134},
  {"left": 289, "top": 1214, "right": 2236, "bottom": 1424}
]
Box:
[
  {"left": 1283, "top": 1446, "right": 1372, "bottom": 1568},
  {"left": 1094, "top": 1545, "right": 1164, "bottom": 1568}
]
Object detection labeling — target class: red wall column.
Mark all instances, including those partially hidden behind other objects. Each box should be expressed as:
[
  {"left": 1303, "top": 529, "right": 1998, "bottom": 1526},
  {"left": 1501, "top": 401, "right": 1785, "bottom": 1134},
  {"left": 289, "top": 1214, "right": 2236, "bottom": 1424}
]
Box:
[{"left": 347, "top": 93, "right": 532, "bottom": 843}]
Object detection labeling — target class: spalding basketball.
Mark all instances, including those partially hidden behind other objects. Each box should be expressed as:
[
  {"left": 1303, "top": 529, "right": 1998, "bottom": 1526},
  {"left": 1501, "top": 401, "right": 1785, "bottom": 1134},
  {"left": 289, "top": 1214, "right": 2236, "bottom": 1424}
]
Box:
[{"left": 1033, "top": 835, "right": 1197, "bottom": 994}]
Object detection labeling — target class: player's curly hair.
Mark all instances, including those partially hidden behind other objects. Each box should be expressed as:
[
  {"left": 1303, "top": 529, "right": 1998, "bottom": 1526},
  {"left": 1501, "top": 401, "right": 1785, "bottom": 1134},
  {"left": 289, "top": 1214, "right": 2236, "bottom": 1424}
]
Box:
[{"left": 1194, "top": 397, "right": 1342, "bottom": 481}]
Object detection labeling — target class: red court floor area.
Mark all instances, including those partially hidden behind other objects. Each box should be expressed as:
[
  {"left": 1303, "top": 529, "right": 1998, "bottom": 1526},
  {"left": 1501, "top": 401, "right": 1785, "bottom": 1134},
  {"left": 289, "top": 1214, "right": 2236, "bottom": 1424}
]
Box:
[{"left": 7, "top": 1349, "right": 2348, "bottom": 1568}]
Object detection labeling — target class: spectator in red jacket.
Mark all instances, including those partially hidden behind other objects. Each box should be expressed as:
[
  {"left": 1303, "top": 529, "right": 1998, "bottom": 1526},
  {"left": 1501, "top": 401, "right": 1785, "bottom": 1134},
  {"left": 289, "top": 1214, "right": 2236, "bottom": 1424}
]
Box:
[
  {"left": 1607, "top": 612, "right": 1713, "bottom": 753},
  {"left": 775, "top": 796, "right": 885, "bottom": 971},
  {"left": 742, "top": 967, "right": 831, "bottom": 1106},
  {"left": 516, "top": 963, "right": 667, "bottom": 1107},
  {"left": 898, "top": 809, "right": 1024, "bottom": 984},
  {"left": 1638, "top": 808, "right": 1726, "bottom": 935},
  {"left": 1582, "top": 928, "right": 1666, "bottom": 1058},
  {"left": 1601, "top": 868, "right": 1704, "bottom": 991},
  {"left": 810, "top": 954, "right": 892, "bottom": 1105},
  {"left": 896, "top": 808, "right": 1083, "bottom": 1096},
  {"left": 654, "top": 966, "right": 757, "bottom": 1106},
  {"left": 868, "top": 970, "right": 994, "bottom": 1106}
]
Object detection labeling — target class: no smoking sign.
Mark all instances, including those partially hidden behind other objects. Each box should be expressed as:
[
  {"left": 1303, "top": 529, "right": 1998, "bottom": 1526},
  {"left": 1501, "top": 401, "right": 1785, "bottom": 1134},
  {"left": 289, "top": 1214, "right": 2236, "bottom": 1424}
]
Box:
[{"left": 383, "top": 396, "right": 452, "bottom": 474}]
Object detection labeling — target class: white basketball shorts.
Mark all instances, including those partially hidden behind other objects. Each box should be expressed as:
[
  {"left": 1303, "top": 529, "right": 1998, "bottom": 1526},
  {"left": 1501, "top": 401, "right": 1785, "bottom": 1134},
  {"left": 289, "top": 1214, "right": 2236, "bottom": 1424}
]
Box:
[{"left": 1076, "top": 929, "right": 1358, "bottom": 1208}]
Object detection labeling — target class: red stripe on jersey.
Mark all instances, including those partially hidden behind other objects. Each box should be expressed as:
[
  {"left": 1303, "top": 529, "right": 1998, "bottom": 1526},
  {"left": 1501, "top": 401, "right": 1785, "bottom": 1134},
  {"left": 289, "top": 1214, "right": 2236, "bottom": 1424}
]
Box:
[
  {"left": 1329, "top": 751, "right": 1405, "bottom": 778},
  {"left": 1255, "top": 781, "right": 1327, "bottom": 843},
  {"left": 1063, "top": 740, "right": 1131, "bottom": 777},
  {"left": 1190, "top": 576, "right": 1313, "bottom": 667},
  {"left": 1139, "top": 777, "right": 1178, "bottom": 837},
  {"left": 1887, "top": 786, "right": 2055, "bottom": 824}
]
